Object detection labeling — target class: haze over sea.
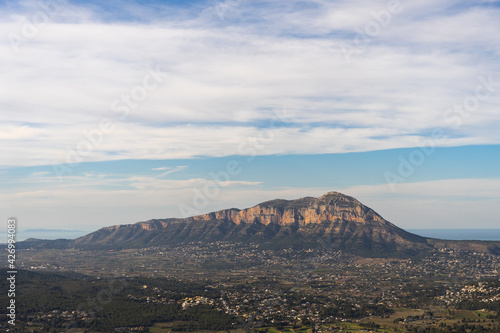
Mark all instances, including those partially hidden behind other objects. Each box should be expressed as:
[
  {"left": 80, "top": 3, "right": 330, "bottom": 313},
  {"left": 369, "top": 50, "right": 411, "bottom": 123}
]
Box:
[{"left": 408, "top": 229, "right": 500, "bottom": 241}]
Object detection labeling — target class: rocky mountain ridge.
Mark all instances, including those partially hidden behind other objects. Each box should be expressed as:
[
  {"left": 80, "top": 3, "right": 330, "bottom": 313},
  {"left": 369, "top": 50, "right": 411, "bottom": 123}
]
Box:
[
  {"left": 184, "top": 192, "right": 386, "bottom": 227},
  {"left": 21, "top": 191, "right": 500, "bottom": 257},
  {"left": 68, "top": 192, "right": 429, "bottom": 256}
]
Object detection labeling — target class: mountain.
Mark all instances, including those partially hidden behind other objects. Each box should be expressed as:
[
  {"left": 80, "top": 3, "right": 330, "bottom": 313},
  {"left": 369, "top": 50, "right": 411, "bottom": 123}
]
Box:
[{"left": 65, "top": 191, "right": 432, "bottom": 256}]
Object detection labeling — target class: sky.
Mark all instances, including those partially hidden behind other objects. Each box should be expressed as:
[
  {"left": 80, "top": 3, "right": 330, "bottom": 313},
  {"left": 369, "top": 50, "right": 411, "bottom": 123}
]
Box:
[{"left": 1, "top": 0, "right": 499, "bottom": 238}]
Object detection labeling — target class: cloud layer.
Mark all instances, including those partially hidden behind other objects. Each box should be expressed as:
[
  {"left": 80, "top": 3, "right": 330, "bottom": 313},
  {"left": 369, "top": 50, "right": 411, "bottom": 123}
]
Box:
[{"left": 1, "top": 0, "right": 500, "bottom": 166}]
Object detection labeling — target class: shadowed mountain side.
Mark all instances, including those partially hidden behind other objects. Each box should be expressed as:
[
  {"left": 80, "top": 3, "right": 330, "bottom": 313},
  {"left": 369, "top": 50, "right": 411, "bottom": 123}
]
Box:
[{"left": 68, "top": 192, "right": 430, "bottom": 256}]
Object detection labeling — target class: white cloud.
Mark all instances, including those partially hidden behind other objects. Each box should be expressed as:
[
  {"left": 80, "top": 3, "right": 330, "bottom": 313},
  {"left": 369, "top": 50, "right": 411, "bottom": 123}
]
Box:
[
  {"left": 30, "top": 171, "right": 50, "bottom": 177},
  {"left": 0, "top": 1, "right": 499, "bottom": 166},
  {"left": 1, "top": 123, "right": 497, "bottom": 167},
  {"left": 152, "top": 167, "right": 171, "bottom": 171},
  {"left": 154, "top": 165, "right": 188, "bottom": 176}
]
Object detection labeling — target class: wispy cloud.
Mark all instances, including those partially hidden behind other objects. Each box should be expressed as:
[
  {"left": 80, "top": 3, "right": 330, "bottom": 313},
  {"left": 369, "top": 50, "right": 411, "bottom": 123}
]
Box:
[
  {"left": 152, "top": 167, "right": 172, "bottom": 171},
  {"left": 30, "top": 171, "right": 50, "bottom": 177},
  {"left": 153, "top": 165, "right": 188, "bottom": 177},
  {"left": 1, "top": 0, "right": 499, "bottom": 167}
]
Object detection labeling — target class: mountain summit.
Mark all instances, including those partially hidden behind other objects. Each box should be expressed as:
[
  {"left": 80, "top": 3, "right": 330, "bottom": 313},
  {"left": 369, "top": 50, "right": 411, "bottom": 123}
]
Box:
[
  {"left": 72, "top": 192, "right": 430, "bottom": 256},
  {"left": 188, "top": 191, "right": 386, "bottom": 227}
]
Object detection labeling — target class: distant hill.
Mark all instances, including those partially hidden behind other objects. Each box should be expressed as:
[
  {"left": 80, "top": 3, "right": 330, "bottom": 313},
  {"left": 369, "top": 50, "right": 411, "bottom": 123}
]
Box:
[
  {"left": 20, "top": 192, "right": 500, "bottom": 257},
  {"left": 24, "top": 228, "right": 83, "bottom": 232}
]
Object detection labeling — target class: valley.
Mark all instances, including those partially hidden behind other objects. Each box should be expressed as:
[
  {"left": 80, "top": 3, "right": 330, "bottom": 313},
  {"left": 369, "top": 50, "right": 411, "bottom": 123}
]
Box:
[
  {"left": 5, "top": 241, "right": 500, "bottom": 332},
  {"left": 5, "top": 192, "right": 500, "bottom": 332}
]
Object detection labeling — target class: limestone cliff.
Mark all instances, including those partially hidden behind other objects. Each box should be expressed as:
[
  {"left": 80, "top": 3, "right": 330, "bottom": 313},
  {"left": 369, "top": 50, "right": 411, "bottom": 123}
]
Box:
[
  {"left": 69, "top": 191, "right": 435, "bottom": 256},
  {"left": 232, "top": 192, "right": 385, "bottom": 226},
  {"left": 156, "top": 192, "right": 385, "bottom": 227}
]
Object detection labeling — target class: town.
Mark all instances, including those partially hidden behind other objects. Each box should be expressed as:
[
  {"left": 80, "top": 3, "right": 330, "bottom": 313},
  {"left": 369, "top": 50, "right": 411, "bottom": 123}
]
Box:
[{"left": 2, "top": 242, "right": 499, "bottom": 332}]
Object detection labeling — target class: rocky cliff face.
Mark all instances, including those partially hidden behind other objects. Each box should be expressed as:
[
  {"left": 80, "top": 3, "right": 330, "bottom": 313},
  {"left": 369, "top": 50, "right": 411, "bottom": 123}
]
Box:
[
  {"left": 70, "top": 191, "right": 433, "bottom": 257},
  {"left": 167, "top": 192, "right": 385, "bottom": 227},
  {"left": 234, "top": 192, "right": 385, "bottom": 226}
]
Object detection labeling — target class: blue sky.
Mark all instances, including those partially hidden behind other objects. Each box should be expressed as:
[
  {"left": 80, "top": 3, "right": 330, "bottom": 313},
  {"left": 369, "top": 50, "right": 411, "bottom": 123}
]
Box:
[{"left": 1, "top": 0, "right": 499, "bottom": 236}]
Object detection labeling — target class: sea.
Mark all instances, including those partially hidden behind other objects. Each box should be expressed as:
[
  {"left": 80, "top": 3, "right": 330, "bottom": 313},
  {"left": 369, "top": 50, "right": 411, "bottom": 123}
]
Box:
[
  {"left": 6, "top": 229, "right": 90, "bottom": 242},
  {"left": 407, "top": 229, "right": 500, "bottom": 241}
]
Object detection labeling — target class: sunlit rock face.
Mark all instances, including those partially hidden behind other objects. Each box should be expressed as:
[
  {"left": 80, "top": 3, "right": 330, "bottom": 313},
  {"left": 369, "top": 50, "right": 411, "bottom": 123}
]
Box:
[
  {"left": 188, "top": 192, "right": 384, "bottom": 227},
  {"left": 72, "top": 191, "right": 434, "bottom": 256}
]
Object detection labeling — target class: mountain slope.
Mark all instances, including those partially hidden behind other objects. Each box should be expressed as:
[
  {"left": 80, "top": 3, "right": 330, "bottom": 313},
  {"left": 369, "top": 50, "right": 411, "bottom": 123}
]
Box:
[{"left": 70, "top": 192, "right": 431, "bottom": 256}]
